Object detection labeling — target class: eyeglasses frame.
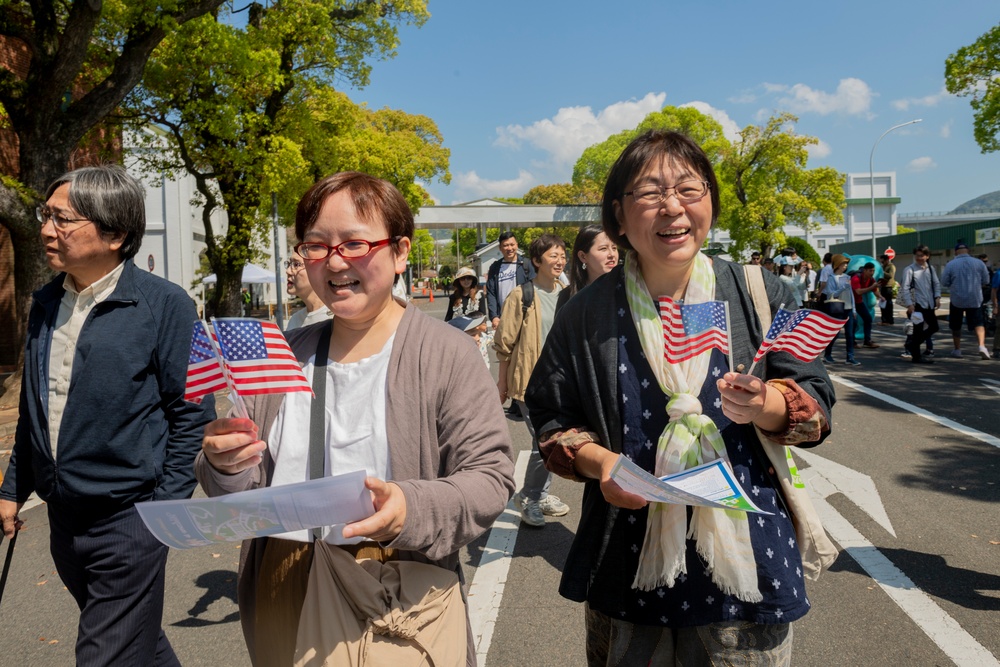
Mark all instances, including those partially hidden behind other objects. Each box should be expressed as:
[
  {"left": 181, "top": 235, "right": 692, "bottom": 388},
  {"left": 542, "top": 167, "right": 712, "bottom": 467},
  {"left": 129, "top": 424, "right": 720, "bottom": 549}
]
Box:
[
  {"left": 36, "top": 205, "right": 93, "bottom": 231},
  {"left": 294, "top": 236, "right": 401, "bottom": 262},
  {"left": 624, "top": 180, "right": 710, "bottom": 207}
]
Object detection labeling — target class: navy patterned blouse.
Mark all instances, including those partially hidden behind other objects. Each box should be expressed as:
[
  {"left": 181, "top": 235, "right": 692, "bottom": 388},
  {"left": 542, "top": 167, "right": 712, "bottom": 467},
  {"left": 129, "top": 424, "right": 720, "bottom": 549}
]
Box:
[{"left": 585, "top": 276, "right": 809, "bottom": 628}]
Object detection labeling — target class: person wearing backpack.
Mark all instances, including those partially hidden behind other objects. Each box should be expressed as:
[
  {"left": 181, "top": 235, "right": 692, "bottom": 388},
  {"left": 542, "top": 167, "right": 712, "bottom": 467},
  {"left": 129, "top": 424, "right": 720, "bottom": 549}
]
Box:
[{"left": 494, "top": 233, "right": 570, "bottom": 527}]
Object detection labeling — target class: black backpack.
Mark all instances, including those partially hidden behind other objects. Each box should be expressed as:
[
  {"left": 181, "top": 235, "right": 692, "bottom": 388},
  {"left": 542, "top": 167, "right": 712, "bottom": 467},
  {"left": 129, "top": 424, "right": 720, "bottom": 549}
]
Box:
[{"left": 520, "top": 280, "right": 534, "bottom": 318}]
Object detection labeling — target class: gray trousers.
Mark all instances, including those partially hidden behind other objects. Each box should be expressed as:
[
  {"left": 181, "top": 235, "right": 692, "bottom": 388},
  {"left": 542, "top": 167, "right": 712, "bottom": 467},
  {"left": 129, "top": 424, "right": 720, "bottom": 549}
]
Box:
[
  {"left": 585, "top": 604, "right": 793, "bottom": 667},
  {"left": 515, "top": 399, "right": 552, "bottom": 501}
]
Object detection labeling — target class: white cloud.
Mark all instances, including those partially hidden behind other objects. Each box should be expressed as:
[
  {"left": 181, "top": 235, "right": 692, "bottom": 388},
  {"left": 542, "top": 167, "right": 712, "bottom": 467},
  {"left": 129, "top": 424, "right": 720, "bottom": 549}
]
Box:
[
  {"left": 679, "top": 101, "right": 741, "bottom": 141},
  {"left": 892, "top": 87, "right": 951, "bottom": 111},
  {"left": 728, "top": 91, "right": 757, "bottom": 104},
  {"left": 494, "top": 92, "right": 666, "bottom": 170},
  {"left": 452, "top": 169, "right": 537, "bottom": 202},
  {"left": 940, "top": 120, "right": 952, "bottom": 139},
  {"left": 770, "top": 78, "right": 873, "bottom": 116},
  {"left": 806, "top": 138, "right": 832, "bottom": 159},
  {"left": 907, "top": 156, "right": 937, "bottom": 172}
]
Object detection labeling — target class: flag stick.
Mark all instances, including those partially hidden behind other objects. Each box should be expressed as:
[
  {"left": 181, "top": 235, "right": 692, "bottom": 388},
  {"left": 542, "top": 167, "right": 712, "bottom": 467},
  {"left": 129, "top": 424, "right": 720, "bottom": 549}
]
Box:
[
  {"left": 206, "top": 318, "right": 250, "bottom": 420},
  {"left": 746, "top": 303, "right": 787, "bottom": 378},
  {"left": 0, "top": 530, "right": 18, "bottom": 607},
  {"left": 723, "top": 300, "right": 735, "bottom": 374}
]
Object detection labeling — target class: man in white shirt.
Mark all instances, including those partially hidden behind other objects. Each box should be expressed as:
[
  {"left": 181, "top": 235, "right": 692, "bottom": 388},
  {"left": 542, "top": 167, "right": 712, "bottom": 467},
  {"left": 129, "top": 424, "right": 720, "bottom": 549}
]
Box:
[{"left": 284, "top": 249, "right": 332, "bottom": 330}]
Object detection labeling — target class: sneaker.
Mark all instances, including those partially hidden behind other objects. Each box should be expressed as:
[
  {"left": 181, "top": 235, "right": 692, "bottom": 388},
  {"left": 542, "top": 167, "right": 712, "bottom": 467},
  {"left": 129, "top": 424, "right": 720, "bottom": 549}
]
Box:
[
  {"left": 863, "top": 342, "right": 880, "bottom": 348},
  {"left": 517, "top": 496, "right": 545, "bottom": 527},
  {"left": 979, "top": 346, "right": 992, "bottom": 360},
  {"left": 537, "top": 495, "right": 570, "bottom": 517},
  {"left": 900, "top": 350, "right": 912, "bottom": 359},
  {"left": 823, "top": 356, "right": 835, "bottom": 364},
  {"left": 950, "top": 349, "right": 963, "bottom": 358},
  {"left": 845, "top": 358, "right": 861, "bottom": 366},
  {"left": 925, "top": 349, "right": 935, "bottom": 357}
]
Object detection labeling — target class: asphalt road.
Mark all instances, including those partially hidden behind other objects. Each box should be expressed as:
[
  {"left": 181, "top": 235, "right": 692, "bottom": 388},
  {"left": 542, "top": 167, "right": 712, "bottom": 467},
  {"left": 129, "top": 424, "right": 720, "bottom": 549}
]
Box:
[{"left": 1, "top": 296, "right": 997, "bottom": 666}]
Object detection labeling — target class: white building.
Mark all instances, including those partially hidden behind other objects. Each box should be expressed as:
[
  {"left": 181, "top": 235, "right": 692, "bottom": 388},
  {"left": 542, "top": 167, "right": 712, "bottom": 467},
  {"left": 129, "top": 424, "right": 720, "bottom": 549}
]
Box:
[{"left": 124, "top": 128, "right": 282, "bottom": 314}]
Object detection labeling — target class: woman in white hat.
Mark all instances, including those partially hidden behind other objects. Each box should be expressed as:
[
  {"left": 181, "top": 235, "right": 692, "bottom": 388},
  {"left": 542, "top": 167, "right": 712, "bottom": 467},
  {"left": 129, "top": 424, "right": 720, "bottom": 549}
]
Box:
[{"left": 445, "top": 266, "right": 486, "bottom": 322}]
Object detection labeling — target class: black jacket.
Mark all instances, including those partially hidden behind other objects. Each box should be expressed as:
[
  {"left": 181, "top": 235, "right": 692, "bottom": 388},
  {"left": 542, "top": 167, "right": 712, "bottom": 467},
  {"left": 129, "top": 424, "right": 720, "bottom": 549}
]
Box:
[
  {"left": 525, "top": 258, "right": 835, "bottom": 602},
  {"left": 1, "top": 260, "right": 215, "bottom": 512},
  {"left": 485, "top": 255, "right": 536, "bottom": 321}
]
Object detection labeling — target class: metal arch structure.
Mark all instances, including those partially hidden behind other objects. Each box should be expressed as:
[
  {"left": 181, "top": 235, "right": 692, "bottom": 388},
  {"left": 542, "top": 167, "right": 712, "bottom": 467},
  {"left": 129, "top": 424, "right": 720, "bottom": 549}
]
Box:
[{"left": 413, "top": 201, "right": 601, "bottom": 240}]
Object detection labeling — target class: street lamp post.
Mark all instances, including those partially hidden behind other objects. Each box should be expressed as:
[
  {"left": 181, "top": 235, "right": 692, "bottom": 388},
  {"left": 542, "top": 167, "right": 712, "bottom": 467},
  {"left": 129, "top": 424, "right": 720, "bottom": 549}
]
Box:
[{"left": 870, "top": 119, "right": 922, "bottom": 257}]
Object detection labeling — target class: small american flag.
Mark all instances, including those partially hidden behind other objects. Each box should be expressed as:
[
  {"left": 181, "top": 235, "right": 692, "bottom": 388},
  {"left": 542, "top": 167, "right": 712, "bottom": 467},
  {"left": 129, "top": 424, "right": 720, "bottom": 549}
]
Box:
[
  {"left": 753, "top": 308, "right": 847, "bottom": 364},
  {"left": 659, "top": 298, "right": 730, "bottom": 364},
  {"left": 184, "top": 321, "right": 226, "bottom": 403},
  {"left": 212, "top": 318, "right": 312, "bottom": 396}
]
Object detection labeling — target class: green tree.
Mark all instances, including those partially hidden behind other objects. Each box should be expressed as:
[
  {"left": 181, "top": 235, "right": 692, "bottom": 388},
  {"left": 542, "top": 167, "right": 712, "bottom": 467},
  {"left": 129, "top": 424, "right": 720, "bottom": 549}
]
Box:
[
  {"left": 571, "top": 105, "right": 731, "bottom": 199},
  {"left": 409, "top": 228, "right": 435, "bottom": 276},
  {"left": 781, "top": 237, "right": 821, "bottom": 266},
  {"left": 127, "top": 0, "right": 445, "bottom": 316},
  {"left": 945, "top": 24, "right": 1000, "bottom": 152},
  {"left": 0, "top": 0, "right": 227, "bottom": 397},
  {"left": 718, "top": 113, "right": 845, "bottom": 259}
]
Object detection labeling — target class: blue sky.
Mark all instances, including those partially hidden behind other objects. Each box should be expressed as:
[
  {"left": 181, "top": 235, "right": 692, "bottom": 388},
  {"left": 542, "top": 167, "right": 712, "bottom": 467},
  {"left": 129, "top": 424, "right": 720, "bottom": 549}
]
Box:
[{"left": 343, "top": 0, "right": 1000, "bottom": 214}]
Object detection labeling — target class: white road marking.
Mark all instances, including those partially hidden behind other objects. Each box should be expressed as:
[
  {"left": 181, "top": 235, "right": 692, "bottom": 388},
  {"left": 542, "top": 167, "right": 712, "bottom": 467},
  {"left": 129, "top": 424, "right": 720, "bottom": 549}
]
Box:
[
  {"left": 795, "top": 448, "right": 896, "bottom": 537},
  {"left": 809, "top": 491, "right": 999, "bottom": 666},
  {"left": 468, "top": 450, "right": 529, "bottom": 663},
  {"left": 829, "top": 373, "right": 1000, "bottom": 450},
  {"left": 982, "top": 378, "right": 1000, "bottom": 397}
]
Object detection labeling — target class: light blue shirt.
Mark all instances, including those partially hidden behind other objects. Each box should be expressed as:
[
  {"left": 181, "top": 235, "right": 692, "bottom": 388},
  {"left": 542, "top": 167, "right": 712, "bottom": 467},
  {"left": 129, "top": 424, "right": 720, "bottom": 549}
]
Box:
[{"left": 941, "top": 254, "right": 990, "bottom": 309}]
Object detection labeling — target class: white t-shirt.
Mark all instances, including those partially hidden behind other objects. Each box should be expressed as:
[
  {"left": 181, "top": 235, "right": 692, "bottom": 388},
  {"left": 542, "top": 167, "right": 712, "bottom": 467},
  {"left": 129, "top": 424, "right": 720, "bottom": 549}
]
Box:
[
  {"left": 266, "top": 334, "right": 394, "bottom": 544},
  {"left": 497, "top": 262, "right": 519, "bottom": 310}
]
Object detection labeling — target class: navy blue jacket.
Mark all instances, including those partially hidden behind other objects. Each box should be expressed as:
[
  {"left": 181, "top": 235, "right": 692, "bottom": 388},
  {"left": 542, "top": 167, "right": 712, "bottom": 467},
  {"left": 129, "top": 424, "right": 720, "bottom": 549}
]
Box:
[
  {"left": 485, "top": 255, "right": 536, "bottom": 321},
  {"left": 0, "top": 260, "right": 215, "bottom": 511}
]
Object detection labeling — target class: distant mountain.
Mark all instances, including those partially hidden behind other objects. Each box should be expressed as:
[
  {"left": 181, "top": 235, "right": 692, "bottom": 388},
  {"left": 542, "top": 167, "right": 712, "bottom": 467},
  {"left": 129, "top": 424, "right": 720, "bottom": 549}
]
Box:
[{"left": 951, "top": 191, "right": 1000, "bottom": 214}]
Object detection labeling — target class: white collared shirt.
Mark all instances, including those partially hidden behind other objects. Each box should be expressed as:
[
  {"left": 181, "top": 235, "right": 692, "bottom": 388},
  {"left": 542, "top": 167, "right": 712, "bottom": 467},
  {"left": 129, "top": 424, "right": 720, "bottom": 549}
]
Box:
[{"left": 48, "top": 261, "right": 126, "bottom": 458}]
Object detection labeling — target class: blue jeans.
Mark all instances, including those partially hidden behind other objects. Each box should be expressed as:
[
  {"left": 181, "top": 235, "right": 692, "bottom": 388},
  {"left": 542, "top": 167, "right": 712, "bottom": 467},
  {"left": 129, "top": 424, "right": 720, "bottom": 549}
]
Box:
[
  {"left": 856, "top": 303, "right": 873, "bottom": 344},
  {"left": 826, "top": 310, "right": 856, "bottom": 360}
]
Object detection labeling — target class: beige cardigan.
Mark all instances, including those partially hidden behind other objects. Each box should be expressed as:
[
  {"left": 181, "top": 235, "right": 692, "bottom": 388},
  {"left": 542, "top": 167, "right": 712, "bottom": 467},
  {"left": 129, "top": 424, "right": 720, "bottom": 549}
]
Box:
[
  {"left": 195, "top": 304, "right": 515, "bottom": 665},
  {"left": 492, "top": 280, "right": 562, "bottom": 402}
]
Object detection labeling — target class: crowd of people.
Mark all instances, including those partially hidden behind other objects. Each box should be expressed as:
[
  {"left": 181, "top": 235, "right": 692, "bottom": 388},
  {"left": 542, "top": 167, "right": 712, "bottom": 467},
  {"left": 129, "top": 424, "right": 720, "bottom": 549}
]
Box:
[
  {"left": 742, "top": 243, "right": 997, "bottom": 366},
  {"left": 7, "top": 127, "right": 996, "bottom": 667}
]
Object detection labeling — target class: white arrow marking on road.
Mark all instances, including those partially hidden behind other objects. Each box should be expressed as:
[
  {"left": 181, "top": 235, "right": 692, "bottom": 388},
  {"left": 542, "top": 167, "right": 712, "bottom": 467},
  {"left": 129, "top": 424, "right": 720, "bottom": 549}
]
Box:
[
  {"left": 794, "top": 448, "right": 896, "bottom": 537},
  {"left": 981, "top": 378, "right": 1000, "bottom": 397}
]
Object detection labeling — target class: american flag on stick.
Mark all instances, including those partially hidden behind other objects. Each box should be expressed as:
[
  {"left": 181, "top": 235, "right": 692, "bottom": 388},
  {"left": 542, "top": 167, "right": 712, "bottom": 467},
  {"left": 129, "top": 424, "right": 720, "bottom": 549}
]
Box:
[
  {"left": 659, "top": 298, "right": 731, "bottom": 364},
  {"left": 751, "top": 308, "right": 847, "bottom": 367},
  {"left": 211, "top": 318, "right": 312, "bottom": 396},
  {"left": 184, "top": 320, "right": 227, "bottom": 403}
]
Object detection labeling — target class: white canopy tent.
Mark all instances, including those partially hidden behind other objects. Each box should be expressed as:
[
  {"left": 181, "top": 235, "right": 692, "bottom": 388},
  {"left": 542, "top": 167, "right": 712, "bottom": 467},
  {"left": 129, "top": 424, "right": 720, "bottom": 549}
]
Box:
[{"left": 201, "top": 263, "right": 277, "bottom": 285}]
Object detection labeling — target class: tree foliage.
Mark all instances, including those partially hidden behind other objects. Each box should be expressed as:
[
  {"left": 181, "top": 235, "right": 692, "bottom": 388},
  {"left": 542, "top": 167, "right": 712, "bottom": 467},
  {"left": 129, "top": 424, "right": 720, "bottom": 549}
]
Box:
[
  {"left": 571, "top": 105, "right": 732, "bottom": 200},
  {"left": 718, "top": 113, "right": 845, "bottom": 259},
  {"left": 0, "top": 0, "right": 226, "bottom": 400},
  {"left": 945, "top": 24, "right": 1000, "bottom": 153},
  {"left": 126, "top": 0, "right": 447, "bottom": 316}
]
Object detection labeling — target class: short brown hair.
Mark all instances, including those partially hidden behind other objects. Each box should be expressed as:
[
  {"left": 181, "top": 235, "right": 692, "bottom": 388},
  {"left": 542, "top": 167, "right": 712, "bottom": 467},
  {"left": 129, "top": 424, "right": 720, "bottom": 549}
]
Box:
[
  {"left": 601, "top": 130, "right": 720, "bottom": 252},
  {"left": 295, "top": 172, "right": 414, "bottom": 243},
  {"left": 528, "top": 233, "right": 566, "bottom": 269}
]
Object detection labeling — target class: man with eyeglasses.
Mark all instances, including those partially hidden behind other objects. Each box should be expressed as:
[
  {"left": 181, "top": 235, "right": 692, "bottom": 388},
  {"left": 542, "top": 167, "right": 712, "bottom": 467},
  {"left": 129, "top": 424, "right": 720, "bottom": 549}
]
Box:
[
  {"left": 284, "top": 249, "right": 332, "bottom": 330},
  {"left": 0, "top": 165, "right": 215, "bottom": 665}
]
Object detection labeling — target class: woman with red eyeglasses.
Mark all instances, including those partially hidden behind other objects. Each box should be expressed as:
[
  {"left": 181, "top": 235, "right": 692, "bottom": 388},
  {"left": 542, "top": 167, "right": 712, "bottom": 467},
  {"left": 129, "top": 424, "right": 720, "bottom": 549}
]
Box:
[{"left": 195, "top": 172, "right": 514, "bottom": 666}]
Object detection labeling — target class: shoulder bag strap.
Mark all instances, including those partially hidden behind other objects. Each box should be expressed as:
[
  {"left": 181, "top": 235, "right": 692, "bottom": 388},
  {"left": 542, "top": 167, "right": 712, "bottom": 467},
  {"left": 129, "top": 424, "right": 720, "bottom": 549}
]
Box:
[
  {"left": 744, "top": 264, "right": 772, "bottom": 333},
  {"left": 310, "top": 320, "right": 333, "bottom": 540}
]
